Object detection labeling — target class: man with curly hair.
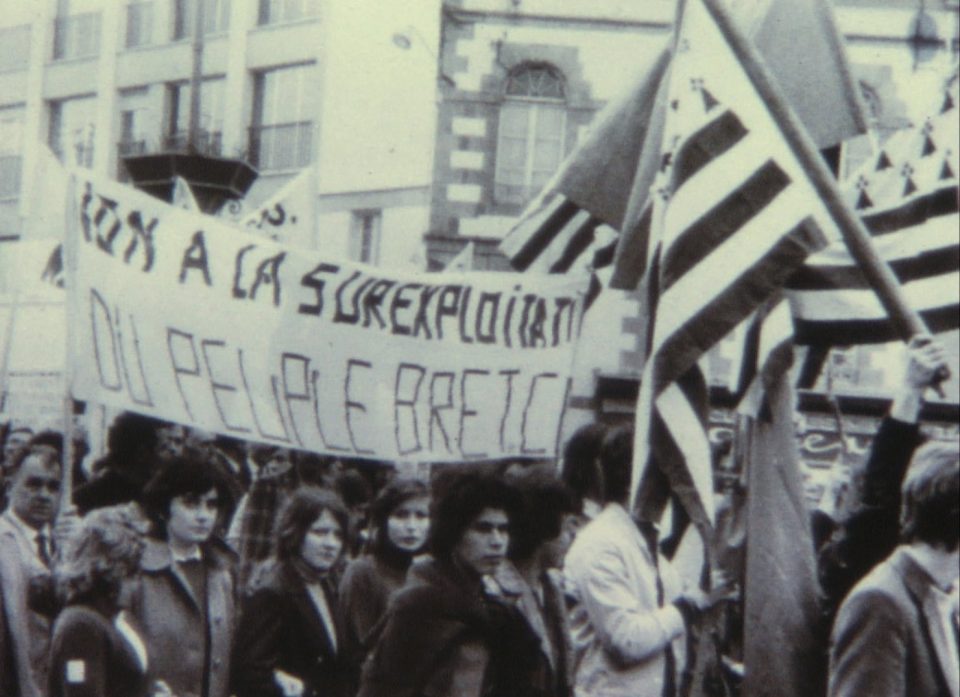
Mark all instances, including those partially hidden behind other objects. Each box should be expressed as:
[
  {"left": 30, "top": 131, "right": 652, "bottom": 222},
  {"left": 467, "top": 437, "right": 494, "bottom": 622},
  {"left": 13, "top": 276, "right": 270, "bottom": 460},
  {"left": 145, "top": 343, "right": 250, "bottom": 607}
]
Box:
[{"left": 358, "top": 466, "right": 543, "bottom": 697}]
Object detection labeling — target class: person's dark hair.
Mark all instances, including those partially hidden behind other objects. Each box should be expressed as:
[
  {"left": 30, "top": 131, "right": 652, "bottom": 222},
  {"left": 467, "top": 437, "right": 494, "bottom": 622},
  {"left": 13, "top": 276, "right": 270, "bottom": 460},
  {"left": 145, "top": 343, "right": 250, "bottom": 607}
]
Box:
[
  {"left": 249, "top": 444, "right": 283, "bottom": 470},
  {"left": 55, "top": 506, "right": 146, "bottom": 606},
  {"left": 8, "top": 443, "right": 60, "bottom": 480},
  {"left": 293, "top": 451, "right": 334, "bottom": 487},
  {"left": 107, "top": 412, "right": 161, "bottom": 458},
  {"left": 428, "top": 467, "right": 519, "bottom": 563},
  {"left": 899, "top": 441, "right": 960, "bottom": 551},
  {"left": 561, "top": 423, "right": 607, "bottom": 503},
  {"left": 275, "top": 486, "right": 352, "bottom": 566},
  {"left": 28, "top": 430, "right": 64, "bottom": 454},
  {"left": 599, "top": 425, "right": 633, "bottom": 504},
  {"left": 141, "top": 453, "right": 234, "bottom": 539},
  {"left": 334, "top": 469, "right": 373, "bottom": 509},
  {"left": 505, "top": 465, "right": 580, "bottom": 561},
  {"left": 368, "top": 477, "right": 429, "bottom": 557}
]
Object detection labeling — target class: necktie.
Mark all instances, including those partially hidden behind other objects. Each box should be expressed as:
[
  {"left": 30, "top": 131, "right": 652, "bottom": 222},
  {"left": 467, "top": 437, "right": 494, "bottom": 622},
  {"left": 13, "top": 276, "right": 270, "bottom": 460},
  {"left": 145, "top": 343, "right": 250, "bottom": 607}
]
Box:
[{"left": 36, "top": 531, "right": 51, "bottom": 567}]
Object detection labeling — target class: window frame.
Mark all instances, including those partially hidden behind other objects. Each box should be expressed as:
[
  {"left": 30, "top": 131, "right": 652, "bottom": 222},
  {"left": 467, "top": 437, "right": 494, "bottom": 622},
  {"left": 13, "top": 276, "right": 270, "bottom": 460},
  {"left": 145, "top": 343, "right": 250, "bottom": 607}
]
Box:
[
  {"left": 493, "top": 63, "right": 568, "bottom": 207},
  {"left": 349, "top": 209, "right": 382, "bottom": 265},
  {"left": 249, "top": 63, "right": 314, "bottom": 171}
]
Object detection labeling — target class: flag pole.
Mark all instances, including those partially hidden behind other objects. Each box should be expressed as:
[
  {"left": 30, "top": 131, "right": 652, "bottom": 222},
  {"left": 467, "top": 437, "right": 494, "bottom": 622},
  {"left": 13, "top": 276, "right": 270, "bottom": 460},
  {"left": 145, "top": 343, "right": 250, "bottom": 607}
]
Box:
[
  {"left": 700, "top": 0, "right": 937, "bottom": 347},
  {"left": 60, "top": 174, "right": 79, "bottom": 514}
]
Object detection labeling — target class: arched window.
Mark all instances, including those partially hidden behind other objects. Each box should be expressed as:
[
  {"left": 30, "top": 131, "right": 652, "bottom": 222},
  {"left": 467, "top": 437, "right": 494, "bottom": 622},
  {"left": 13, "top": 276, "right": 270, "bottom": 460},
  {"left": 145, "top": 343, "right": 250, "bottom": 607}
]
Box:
[{"left": 495, "top": 63, "right": 567, "bottom": 205}]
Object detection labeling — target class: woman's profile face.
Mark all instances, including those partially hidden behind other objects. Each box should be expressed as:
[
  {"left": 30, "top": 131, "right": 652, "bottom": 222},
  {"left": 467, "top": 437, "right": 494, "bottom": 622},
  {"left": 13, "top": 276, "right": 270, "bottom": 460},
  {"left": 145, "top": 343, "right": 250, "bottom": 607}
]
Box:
[
  {"left": 300, "top": 509, "right": 344, "bottom": 572},
  {"left": 386, "top": 495, "right": 430, "bottom": 552}
]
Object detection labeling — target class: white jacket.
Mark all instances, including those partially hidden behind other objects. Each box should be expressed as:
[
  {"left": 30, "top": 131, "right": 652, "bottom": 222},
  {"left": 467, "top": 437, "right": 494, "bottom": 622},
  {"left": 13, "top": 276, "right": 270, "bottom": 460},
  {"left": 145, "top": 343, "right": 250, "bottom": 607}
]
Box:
[{"left": 563, "top": 503, "right": 686, "bottom": 697}]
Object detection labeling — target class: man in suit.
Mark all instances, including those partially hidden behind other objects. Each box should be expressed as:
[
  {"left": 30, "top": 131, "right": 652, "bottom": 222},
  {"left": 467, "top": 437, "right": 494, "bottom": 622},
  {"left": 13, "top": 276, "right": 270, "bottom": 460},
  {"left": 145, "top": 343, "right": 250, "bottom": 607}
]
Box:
[
  {"left": 0, "top": 443, "right": 67, "bottom": 696},
  {"left": 828, "top": 438, "right": 960, "bottom": 697}
]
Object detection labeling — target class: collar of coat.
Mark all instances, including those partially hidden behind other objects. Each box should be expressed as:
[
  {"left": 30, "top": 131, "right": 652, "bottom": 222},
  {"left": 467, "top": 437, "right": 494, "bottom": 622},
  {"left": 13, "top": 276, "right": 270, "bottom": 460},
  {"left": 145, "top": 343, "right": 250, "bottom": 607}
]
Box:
[
  {"left": 891, "top": 547, "right": 951, "bottom": 600},
  {"left": 140, "top": 537, "right": 234, "bottom": 573}
]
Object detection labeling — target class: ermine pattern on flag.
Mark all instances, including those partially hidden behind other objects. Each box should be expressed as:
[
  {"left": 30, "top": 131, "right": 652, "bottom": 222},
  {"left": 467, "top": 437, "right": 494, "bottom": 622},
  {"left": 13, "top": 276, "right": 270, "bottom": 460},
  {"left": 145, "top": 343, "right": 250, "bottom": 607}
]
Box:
[
  {"left": 630, "top": 0, "right": 836, "bottom": 529},
  {"left": 788, "top": 79, "right": 960, "bottom": 345}
]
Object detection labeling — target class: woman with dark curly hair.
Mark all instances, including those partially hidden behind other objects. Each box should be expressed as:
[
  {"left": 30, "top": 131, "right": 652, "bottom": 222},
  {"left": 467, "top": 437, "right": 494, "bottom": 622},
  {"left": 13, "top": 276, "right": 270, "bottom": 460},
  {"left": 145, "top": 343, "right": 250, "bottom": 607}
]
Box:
[
  {"left": 339, "top": 477, "right": 429, "bottom": 654},
  {"left": 231, "top": 486, "right": 355, "bottom": 697},
  {"left": 48, "top": 506, "right": 154, "bottom": 697}
]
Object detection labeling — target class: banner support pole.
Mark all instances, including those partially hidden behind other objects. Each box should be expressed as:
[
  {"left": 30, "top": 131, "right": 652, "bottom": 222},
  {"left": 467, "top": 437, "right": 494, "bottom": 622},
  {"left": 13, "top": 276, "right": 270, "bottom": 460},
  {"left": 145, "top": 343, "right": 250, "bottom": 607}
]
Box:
[{"left": 60, "top": 173, "right": 79, "bottom": 514}]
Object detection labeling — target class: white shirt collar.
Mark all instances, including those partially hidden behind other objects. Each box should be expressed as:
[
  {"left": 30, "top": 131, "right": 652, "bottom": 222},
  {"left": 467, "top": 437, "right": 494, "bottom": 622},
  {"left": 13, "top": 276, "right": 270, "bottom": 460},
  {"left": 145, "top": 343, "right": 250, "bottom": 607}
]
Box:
[{"left": 169, "top": 544, "right": 203, "bottom": 564}]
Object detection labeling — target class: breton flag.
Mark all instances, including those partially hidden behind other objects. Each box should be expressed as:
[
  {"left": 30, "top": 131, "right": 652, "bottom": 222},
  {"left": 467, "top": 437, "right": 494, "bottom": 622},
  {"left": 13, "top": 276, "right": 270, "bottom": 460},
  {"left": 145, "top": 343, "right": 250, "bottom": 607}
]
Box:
[
  {"left": 628, "top": 0, "right": 848, "bottom": 531},
  {"left": 731, "top": 293, "right": 795, "bottom": 408},
  {"left": 499, "top": 0, "right": 866, "bottom": 282},
  {"left": 788, "top": 78, "right": 960, "bottom": 346},
  {"left": 499, "top": 195, "right": 620, "bottom": 275}
]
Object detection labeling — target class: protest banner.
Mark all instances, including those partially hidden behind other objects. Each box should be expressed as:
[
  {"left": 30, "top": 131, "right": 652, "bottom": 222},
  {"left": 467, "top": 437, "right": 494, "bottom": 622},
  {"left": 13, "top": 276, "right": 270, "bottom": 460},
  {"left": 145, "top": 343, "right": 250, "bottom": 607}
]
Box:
[{"left": 67, "top": 173, "right": 587, "bottom": 462}]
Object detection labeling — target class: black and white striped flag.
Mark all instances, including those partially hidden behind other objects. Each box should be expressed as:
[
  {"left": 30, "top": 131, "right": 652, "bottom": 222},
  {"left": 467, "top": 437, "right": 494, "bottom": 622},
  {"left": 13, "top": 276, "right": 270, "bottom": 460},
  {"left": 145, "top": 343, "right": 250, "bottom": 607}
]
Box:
[
  {"left": 788, "top": 78, "right": 960, "bottom": 346},
  {"left": 630, "top": 0, "right": 846, "bottom": 531}
]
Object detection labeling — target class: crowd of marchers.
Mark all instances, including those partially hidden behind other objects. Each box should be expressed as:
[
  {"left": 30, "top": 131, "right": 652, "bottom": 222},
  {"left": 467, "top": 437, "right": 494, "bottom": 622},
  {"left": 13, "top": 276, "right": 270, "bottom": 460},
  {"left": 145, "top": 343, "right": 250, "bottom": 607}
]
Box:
[{"left": 0, "top": 337, "right": 956, "bottom": 697}]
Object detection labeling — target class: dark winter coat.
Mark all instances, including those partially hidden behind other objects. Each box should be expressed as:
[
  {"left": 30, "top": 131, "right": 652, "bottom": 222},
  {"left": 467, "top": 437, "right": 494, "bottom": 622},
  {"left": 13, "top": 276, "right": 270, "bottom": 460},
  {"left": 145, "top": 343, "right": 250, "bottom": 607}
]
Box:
[
  {"left": 231, "top": 564, "right": 354, "bottom": 697},
  {"left": 48, "top": 605, "right": 149, "bottom": 697},
  {"left": 339, "top": 552, "right": 409, "bottom": 653},
  {"left": 357, "top": 557, "right": 544, "bottom": 697},
  {"left": 126, "top": 540, "right": 236, "bottom": 697}
]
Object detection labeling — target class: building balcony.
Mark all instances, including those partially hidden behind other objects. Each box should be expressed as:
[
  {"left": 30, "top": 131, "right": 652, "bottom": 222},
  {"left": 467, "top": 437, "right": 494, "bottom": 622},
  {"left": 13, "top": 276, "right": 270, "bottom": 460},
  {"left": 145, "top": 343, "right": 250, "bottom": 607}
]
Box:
[
  {"left": 53, "top": 12, "right": 101, "bottom": 62},
  {"left": 163, "top": 129, "right": 223, "bottom": 156},
  {"left": 121, "top": 129, "right": 256, "bottom": 213},
  {"left": 248, "top": 121, "right": 312, "bottom": 171},
  {"left": 117, "top": 140, "right": 147, "bottom": 181},
  {"left": 118, "top": 139, "right": 147, "bottom": 157}
]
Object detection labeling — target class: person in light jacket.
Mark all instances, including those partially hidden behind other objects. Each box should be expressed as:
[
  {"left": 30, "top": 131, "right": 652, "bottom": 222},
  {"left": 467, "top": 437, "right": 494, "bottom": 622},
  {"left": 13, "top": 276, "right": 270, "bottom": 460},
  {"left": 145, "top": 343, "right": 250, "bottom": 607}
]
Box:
[
  {"left": 563, "top": 426, "right": 711, "bottom": 697},
  {"left": 127, "top": 454, "right": 237, "bottom": 697}
]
